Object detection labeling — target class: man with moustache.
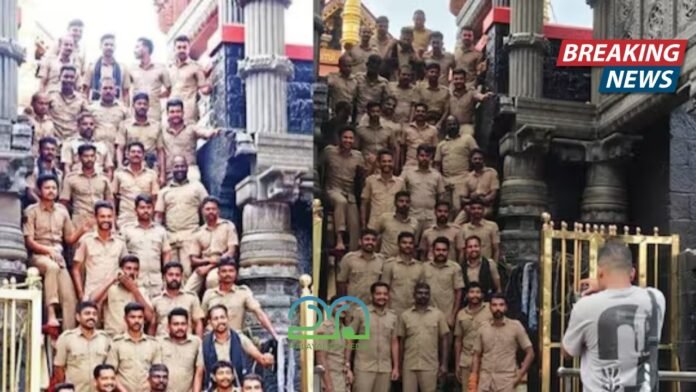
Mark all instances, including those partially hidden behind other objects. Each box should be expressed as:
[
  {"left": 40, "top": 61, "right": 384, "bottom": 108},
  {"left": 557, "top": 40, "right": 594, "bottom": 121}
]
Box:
[
  {"left": 27, "top": 137, "right": 62, "bottom": 202},
  {"left": 355, "top": 55, "right": 389, "bottom": 117},
  {"left": 147, "top": 364, "right": 170, "bottom": 392},
  {"left": 40, "top": 35, "right": 80, "bottom": 94},
  {"left": 202, "top": 306, "right": 275, "bottom": 390},
  {"left": 55, "top": 384, "right": 77, "bottom": 392},
  {"left": 155, "top": 156, "right": 209, "bottom": 280},
  {"left": 375, "top": 191, "right": 418, "bottom": 258},
  {"left": 130, "top": 37, "right": 172, "bottom": 123},
  {"left": 150, "top": 262, "right": 205, "bottom": 337},
  {"left": 395, "top": 283, "right": 450, "bottom": 392},
  {"left": 61, "top": 112, "right": 114, "bottom": 178},
  {"left": 424, "top": 237, "right": 464, "bottom": 327},
  {"left": 43, "top": 20, "right": 85, "bottom": 76},
  {"left": 92, "top": 364, "right": 117, "bottom": 392},
  {"left": 201, "top": 257, "right": 278, "bottom": 339},
  {"left": 384, "top": 27, "right": 421, "bottom": 81},
  {"left": 370, "top": 16, "right": 396, "bottom": 59},
  {"left": 118, "top": 93, "right": 164, "bottom": 167},
  {"left": 345, "top": 282, "right": 398, "bottom": 392},
  {"left": 72, "top": 201, "right": 128, "bottom": 301},
  {"left": 423, "top": 32, "right": 456, "bottom": 87},
  {"left": 187, "top": 197, "right": 239, "bottom": 292},
  {"left": 336, "top": 229, "right": 385, "bottom": 305},
  {"left": 91, "top": 255, "right": 154, "bottom": 336},
  {"left": 113, "top": 142, "right": 160, "bottom": 228},
  {"left": 89, "top": 78, "right": 129, "bottom": 162},
  {"left": 28, "top": 93, "right": 57, "bottom": 154},
  {"left": 169, "top": 35, "right": 211, "bottom": 124},
  {"left": 159, "top": 98, "right": 220, "bottom": 184},
  {"left": 448, "top": 69, "right": 493, "bottom": 138},
  {"left": 241, "top": 375, "right": 264, "bottom": 392},
  {"left": 84, "top": 34, "right": 131, "bottom": 103},
  {"left": 387, "top": 65, "right": 418, "bottom": 124},
  {"left": 356, "top": 104, "right": 397, "bottom": 175},
  {"left": 320, "top": 127, "right": 364, "bottom": 251},
  {"left": 381, "top": 232, "right": 424, "bottom": 316},
  {"left": 208, "top": 361, "right": 240, "bottom": 392},
  {"left": 458, "top": 199, "right": 500, "bottom": 262},
  {"left": 434, "top": 115, "right": 478, "bottom": 213},
  {"left": 454, "top": 27, "right": 484, "bottom": 86},
  {"left": 462, "top": 149, "right": 499, "bottom": 216},
  {"left": 158, "top": 308, "right": 204, "bottom": 392},
  {"left": 461, "top": 235, "right": 501, "bottom": 300},
  {"left": 24, "top": 174, "right": 92, "bottom": 328},
  {"left": 401, "top": 144, "right": 446, "bottom": 242},
  {"left": 416, "top": 62, "right": 450, "bottom": 127},
  {"left": 401, "top": 103, "right": 438, "bottom": 169},
  {"left": 348, "top": 26, "right": 380, "bottom": 74},
  {"left": 106, "top": 302, "right": 161, "bottom": 392},
  {"left": 361, "top": 149, "right": 405, "bottom": 229},
  {"left": 121, "top": 194, "right": 171, "bottom": 298},
  {"left": 327, "top": 55, "right": 357, "bottom": 114},
  {"left": 48, "top": 64, "right": 89, "bottom": 142},
  {"left": 411, "top": 10, "right": 433, "bottom": 55},
  {"left": 419, "top": 201, "right": 461, "bottom": 261},
  {"left": 470, "top": 294, "right": 534, "bottom": 392},
  {"left": 454, "top": 283, "right": 490, "bottom": 391},
  {"left": 60, "top": 144, "right": 114, "bottom": 227},
  {"left": 53, "top": 301, "right": 111, "bottom": 392}
]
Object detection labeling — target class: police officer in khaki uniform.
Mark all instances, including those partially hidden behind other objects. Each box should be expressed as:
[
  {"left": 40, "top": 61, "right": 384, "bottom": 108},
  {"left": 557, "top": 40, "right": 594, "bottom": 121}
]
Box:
[
  {"left": 208, "top": 361, "right": 241, "bottom": 392},
  {"left": 113, "top": 141, "right": 160, "bottom": 228},
  {"left": 201, "top": 257, "right": 278, "bottom": 339},
  {"left": 360, "top": 149, "right": 405, "bottom": 229},
  {"left": 381, "top": 232, "right": 424, "bottom": 316},
  {"left": 433, "top": 116, "right": 478, "bottom": 214},
  {"left": 457, "top": 199, "right": 500, "bottom": 262},
  {"left": 327, "top": 55, "right": 358, "bottom": 113},
  {"left": 345, "top": 282, "right": 398, "bottom": 392},
  {"left": 401, "top": 104, "right": 438, "bottom": 169},
  {"left": 395, "top": 282, "right": 450, "bottom": 392},
  {"left": 150, "top": 261, "right": 205, "bottom": 337},
  {"left": 92, "top": 364, "right": 117, "bottom": 392},
  {"left": 53, "top": 301, "right": 111, "bottom": 392},
  {"left": 89, "top": 78, "right": 129, "bottom": 162},
  {"left": 61, "top": 112, "right": 114, "bottom": 178},
  {"left": 169, "top": 35, "right": 211, "bottom": 125},
  {"left": 401, "top": 144, "right": 446, "bottom": 242},
  {"left": 158, "top": 308, "right": 204, "bottom": 392},
  {"left": 316, "top": 297, "right": 351, "bottom": 392},
  {"left": 419, "top": 201, "right": 460, "bottom": 261},
  {"left": 241, "top": 374, "right": 264, "bottom": 392},
  {"left": 48, "top": 64, "right": 89, "bottom": 142},
  {"left": 147, "top": 364, "right": 170, "bottom": 392},
  {"left": 424, "top": 237, "right": 464, "bottom": 327},
  {"left": 355, "top": 55, "right": 389, "bottom": 117},
  {"left": 106, "top": 302, "right": 162, "bottom": 392},
  {"left": 336, "top": 229, "right": 385, "bottom": 305},
  {"left": 461, "top": 235, "right": 501, "bottom": 300},
  {"left": 462, "top": 149, "right": 499, "bottom": 217},
  {"left": 185, "top": 196, "right": 239, "bottom": 292},
  {"left": 454, "top": 283, "right": 490, "bottom": 391},
  {"left": 375, "top": 191, "right": 418, "bottom": 258},
  {"left": 387, "top": 65, "right": 418, "bottom": 124}
]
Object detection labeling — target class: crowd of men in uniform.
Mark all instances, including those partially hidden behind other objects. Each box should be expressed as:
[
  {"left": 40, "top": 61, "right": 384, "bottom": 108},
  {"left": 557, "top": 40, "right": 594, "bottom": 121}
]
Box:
[
  {"left": 22, "top": 19, "right": 278, "bottom": 392},
  {"left": 318, "top": 10, "right": 535, "bottom": 392}
]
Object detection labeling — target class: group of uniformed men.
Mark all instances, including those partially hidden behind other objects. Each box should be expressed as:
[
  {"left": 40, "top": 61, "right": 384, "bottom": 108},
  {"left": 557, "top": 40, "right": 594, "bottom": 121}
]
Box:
[
  {"left": 319, "top": 10, "right": 536, "bottom": 392},
  {"left": 23, "top": 19, "right": 278, "bottom": 392}
]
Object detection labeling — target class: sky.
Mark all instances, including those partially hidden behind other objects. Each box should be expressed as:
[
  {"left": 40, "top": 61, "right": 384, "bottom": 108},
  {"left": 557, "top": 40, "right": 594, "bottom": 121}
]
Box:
[
  {"left": 362, "top": 0, "right": 593, "bottom": 50},
  {"left": 31, "top": 0, "right": 313, "bottom": 64}
]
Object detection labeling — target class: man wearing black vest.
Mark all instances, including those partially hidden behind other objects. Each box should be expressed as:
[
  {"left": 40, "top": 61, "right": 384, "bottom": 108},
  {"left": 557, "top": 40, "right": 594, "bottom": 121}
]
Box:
[
  {"left": 84, "top": 34, "right": 130, "bottom": 103},
  {"left": 461, "top": 235, "right": 501, "bottom": 301}
]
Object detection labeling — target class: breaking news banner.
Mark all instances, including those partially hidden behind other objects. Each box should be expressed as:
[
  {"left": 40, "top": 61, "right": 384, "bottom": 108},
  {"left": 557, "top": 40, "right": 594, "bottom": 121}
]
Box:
[{"left": 556, "top": 39, "right": 687, "bottom": 93}]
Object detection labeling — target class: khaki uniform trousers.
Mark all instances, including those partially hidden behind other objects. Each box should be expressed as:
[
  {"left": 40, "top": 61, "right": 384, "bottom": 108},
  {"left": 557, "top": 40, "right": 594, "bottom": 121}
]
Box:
[
  {"left": 447, "top": 174, "right": 469, "bottom": 214},
  {"left": 326, "top": 189, "right": 360, "bottom": 250},
  {"left": 168, "top": 229, "right": 196, "bottom": 278},
  {"left": 402, "top": 369, "right": 438, "bottom": 392},
  {"left": 478, "top": 371, "right": 516, "bottom": 392},
  {"left": 31, "top": 254, "right": 77, "bottom": 329},
  {"left": 459, "top": 367, "right": 472, "bottom": 392},
  {"left": 184, "top": 267, "right": 219, "bottom": 294},
  {"left": 412, "top": 210, "right": 435, "bottom": 245},
  {"left": 459, "top": 124, "right": 474, "bottom": 138},
  {"left": 328, "top": 369, "right": 348, "bottom": 392},
  {"left": 352, "top": 370, "right": 391, "bottom": 392}
]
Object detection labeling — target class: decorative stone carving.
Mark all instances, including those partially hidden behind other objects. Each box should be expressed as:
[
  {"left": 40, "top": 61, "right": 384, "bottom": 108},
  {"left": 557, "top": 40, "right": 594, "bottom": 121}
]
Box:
[
  {"left": 679, "top": 0, "right": 696, "bottom": 31},
  {"left": 615, "top": 0, "right": 640, "bottom": 39},
  {"left": 238, "top": 55, "right": 294, "bottom": 79},
  {"left": 644, "top": 0, "right": 668, "bottom": 39}
]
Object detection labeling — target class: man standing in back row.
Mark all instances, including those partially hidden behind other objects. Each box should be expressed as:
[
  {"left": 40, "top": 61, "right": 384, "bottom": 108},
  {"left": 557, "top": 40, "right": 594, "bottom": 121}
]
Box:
[{"left": 169, "top": 35, "right": 210, "bottom": 124}]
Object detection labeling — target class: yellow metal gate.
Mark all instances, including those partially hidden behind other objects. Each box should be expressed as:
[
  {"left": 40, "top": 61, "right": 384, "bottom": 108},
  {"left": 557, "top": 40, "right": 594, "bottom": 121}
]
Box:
[{"left": 539, "top": 213, "right": 681, "bottom": 392}]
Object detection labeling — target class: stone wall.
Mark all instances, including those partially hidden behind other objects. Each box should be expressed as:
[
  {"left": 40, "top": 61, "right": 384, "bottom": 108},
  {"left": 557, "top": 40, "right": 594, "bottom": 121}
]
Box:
[
  {"left": 668, "top": 103, "right": 696, "bottom": 249},
  {"left": 288, "top": 59, "right": 314, "bottom": 135}
]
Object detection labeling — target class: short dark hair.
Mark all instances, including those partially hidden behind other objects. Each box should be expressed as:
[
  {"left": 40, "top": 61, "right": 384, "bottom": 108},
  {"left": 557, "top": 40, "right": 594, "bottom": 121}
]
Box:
[
  {"left": 435, "top": 200, "right": 451, "bottom": 210},
  {"left": 464, "top": 235, "right": 481, "bottom": 246},
  {"left": 366, "top": 101, "right": 381, "bottom": 111},
  {"left": 470, "top": 148, "right": 485, "bottom": 159},
  {"left": 138, "top": 37, "right": 154, "bottom": 54},
  {"left": 452, "top": 68, "right": 467, "bottom": 78},
  {"left": 212, "top": 360, "right": 234, "bottom": 374},
  {"left": 376, "top": 16, "right": 389, "bottom": 23},
  {"left": 119, "top": 254, "right": 140, "bottom": 268},
  {"left": 132, "top": 92, "right": 149, "bottom": 103},
  {"left": 100, "top": 33, "right": 115, "bottom": 43},
  {"left": 432, "top": 236, "right": 450, "bottom": 249},
  {"left": 166, "top": 98, "right": 184, "bottom": 110},
  {"left": 361, "top": 228, "right": 379, "bottom": 238},
  {"left": 127, "top": 141, "right": 145, "bottom": 153},
  {"left": 55, "top": 383, "right": 75, "bottom": 392},
  {"left": 339, "top": 125, "right": 356, "bottom": 138},
  {"left": 93, "top": 200, "right": 114, "bottom": 215},
  {"left": 76, "top": 301, "right": 98, "bottom": 314},
  {"left": 124, "top": 302, "right": 145, "bottom": 316},
  {"left": 174, "top": 35, "right": 190, "bottom": 43},
  {"left": 490, "top": 293, "right": 507, "bottom": 304},
  {"left": 377, "top": 149, "right": 393, "bottom": 160},
  {"left": 467, "top": 197, "right": 485, "bottom": 207},
  {"left": 370, "top": 281, "right": 390, "bottom": 294},
  {"left": 167, "top": 307, "right": 189, "bottom": 323},
  {"left": 466, "top": 282, "right": 482, "bottom": 292},
  {"left": 218, "top": 256, "right": 238, "bottom": 270},
  {"left": 394, "top": 190, "right": 410, "bottom": 203},
  {"left": 135, "top": 194, "right": 153, "bottom": 208},
  {"left": 414, "top": 9, "right": 425, "bottom": 16},
  {"left": 163, "top": 261, "right": 184, "bottom": 274},
  {"left": 414, "top": 281, "right": 430, "bottom": 292},
  {"left": 431, "top": 31, "right": 444, "bottom": 40},
  {"left": 243, "top": 373, "right": 263, "bottom": 386},
  {"left": 425, "top": 61, "right": 441, "bottom": 71},
  {"left": 36, "top": 173, "right": 58, "bottom": 190},
  {"left": 93, "top": 364, "right": 116, "bottom": 379},
  {"left": 77, "top": 143, "right": 96, "bottom": 157},
  {"left": 207, "top": 304, "right": 228, "bottom": 319},
  {"left": 38, "top": 136, "right": 58, "bottom": 150},
  {"left": 201, "top": 196, "right": 220, "bottom": 208},
  {"left": 416, "top": 144, "right": 433, "bottom": 156},
  {"left": 149, "top": 363, "right": 169, "bottom": 375},
  {"left": 401, "top": 26, "right": 414, "bottom": 35},
  {"left": 414, "top": 102, "right": 428, "bottom": 112},
  {"left": 397, "top": 231, "right": 415, "bottom": 243},
  {"left": 68, "top": 19, "right": 84, "bottom": 28},
  {"left": 60, "top": 64, "right": 77, "bottom": 76}
]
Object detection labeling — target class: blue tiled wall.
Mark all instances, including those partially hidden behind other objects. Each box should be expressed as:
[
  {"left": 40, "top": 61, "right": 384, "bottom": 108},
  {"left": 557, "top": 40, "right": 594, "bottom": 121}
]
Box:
[
  {"left": 210, "top": 43, "right": 246, "bottom": 129},
  {"left": 288, "top": 59, "right": 314, "bottom": 134}
]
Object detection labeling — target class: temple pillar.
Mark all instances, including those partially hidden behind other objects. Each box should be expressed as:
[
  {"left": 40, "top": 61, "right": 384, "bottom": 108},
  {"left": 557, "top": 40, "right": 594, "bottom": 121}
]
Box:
[
  {"left": 507, "top": 0, "right": 545, "bottom": 98},
  {"left": 587, "top": 0, "right": 610, "bottom": 104}
]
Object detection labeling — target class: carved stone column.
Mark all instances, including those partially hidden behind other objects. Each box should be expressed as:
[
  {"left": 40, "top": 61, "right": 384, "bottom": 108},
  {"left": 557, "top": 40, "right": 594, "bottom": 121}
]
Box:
[
  {"left": 498, "top": 126, "right": 551, "bottom": 265},
  {"left": 508, "top": 0, "right": 545, "bottom": 98},
  {"left": 580, "top": 133, "right": 638, "bottom": 224},
  {"left": 587, "top": 0, "right": 610, "bottom": 104}
]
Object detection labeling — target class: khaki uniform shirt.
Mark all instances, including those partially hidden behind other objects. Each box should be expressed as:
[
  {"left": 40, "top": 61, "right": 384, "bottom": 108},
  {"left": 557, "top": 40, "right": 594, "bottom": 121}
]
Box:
[
  {"left": 465, "top": 167, "right": 500, "bottom": 196},
  {"left": 355, "top": 121, "right": 395, "bottom": 156},
  {"left": 316, "top": 319, "right": 347, "bottom": 392},
  {"left": 361, "top": 174, "right": 405, "bottom": 229},
  {"left": 106, "top": 333, "right": 162, "bottom": 392},
  {"left": 460, "top": 219, "right": 500, "bottom": 260},
  {"left": 117, "top": 120, "right": 162, "bottom": 155},
  {"left": 39, "top": 56, "right": 83, "bottom": 94},
  {"left": 423, "top": 51, "right": 456, "bottom": 86},
  {"left": 121, "top": 222, "right": 170, "bottom": 287},
  {"left": 474, "top": 318, "right": 532, "bottom": 378},
  {"left": 449, "top": 88, "right": 477, "bottom": 125},
  {"left": 387, "top": 82, "right": 417, "bottom": 124},
  {"left": 355, "top": 73, "right": 389, "bottom": 116},
  {"left": 89, "top": 101, "right": 129, "bottom": 159},
  {"left": 349, "top": 305, "right": 397, "bottom": 373},
  {"left": 401, "top": 122, "right": 438, "bottom": 167},
  {"left": 158, "top": 335, "right": 203, "bottom": 392},
  {"left": 212, "top": 332, "right": 255, "bottom": 362},
  {"left": 424, "top": 260, "right": 464, "bottom": 316},
  {"left": 169, "top": 59, "right": 207, "bottom": 123},
  {"left": 54, "top": 328, "right": 111, "bottom": 392},
  {"left": 155, "top": 180, "right": 209, "bottom": 233},
  {"left": 369, "top": 35, "right": 396, "bottom": 58},
  {"left": 30, "top": 115, "right": 57, "bottom": 154},
  {"left": 401, "top": 167, "right": 446, "bottom": 218},
  {"left": 434, "top": 134, "right": 478, "bottom": 178},
  {"left": 327, "top": 72, "right": 358, "bottom": 110},
  {"left": 419, "top": 223, "right": 461, "bottom": 260},
  {"left": 84, "top": 60, "right": 131, "bottom": 97},
  {"left": 375, "top": 213, "right": 418, "bottom": 258},
  {"left": 103, "top": 283, "right": 151, "bottom": 336},
  {"left": 321, "top": 146, "right": 364, "bottom": 198},
  {"left": 465, "top": 258, "right": 501, "bottom": 285},
  {"left": 60, "top": 137, "right": 114, "bottom": 174},
  {"left": 73, "top": 233, "right": 128, "bottom": 298},
  {"left": 129, "top": 62, "right": 172, "bottom": 121},
  {"left": 201, "top": 285, "right": 261, "bottom": 331},
  {"left": 112, "top": 166, "right": 159, "bottom": 225},
  {"left": 190, "top": 220, "right": 239, "bottom": 258},
  {"left": 381, "top": 256, "right": 424, "bottom": 315},
  {"left": 152, "top": 290, "right": 205, "bottom": 336},
  {"left": 381, "top": 116, "right": 403, "bottom": 145},
  {"left": 412, "top": 28, "right": 433, "bottom": 53},
  {"left": 23, "top": 203, "right": 73, "bottom": 250},
  {"left": 59, "top": 171, "right": 113, "bottom": 225},
  {"left": 336, "top": 251, "right": 386, "bottom": 305},
  {"left": 416, "top": 83, "right": 450, "bottom": 117},
  {"left": 349, "top": 44, "right": 381, "bottom": 73},
  {"left": 397, "top": 306, "right": 449, "bottom": 371},
  {"left": 160, "top": 124, "right": 214, "bottom": 171},
  {"left": 48, "top": 91, "right": 89, "bottom": 141},
  {"left": 454, "top": 47, "right": 483, "bottom": 83},
  {"left": 453, "top": 303, "right": 491, "bottom": 368}
]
